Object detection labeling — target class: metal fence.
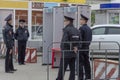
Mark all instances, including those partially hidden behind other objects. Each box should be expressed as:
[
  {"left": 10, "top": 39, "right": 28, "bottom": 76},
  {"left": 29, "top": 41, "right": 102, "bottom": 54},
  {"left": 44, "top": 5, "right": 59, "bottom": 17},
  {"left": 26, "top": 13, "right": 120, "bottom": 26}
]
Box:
[{"left": 47, "top": 41, "right": 120, "bottom": 80}]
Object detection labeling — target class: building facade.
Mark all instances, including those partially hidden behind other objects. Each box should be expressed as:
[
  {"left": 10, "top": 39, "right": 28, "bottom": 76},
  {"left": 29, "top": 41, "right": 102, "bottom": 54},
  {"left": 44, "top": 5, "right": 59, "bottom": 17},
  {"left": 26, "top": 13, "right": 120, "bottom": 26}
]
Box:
[
  {"left": 89, "top": 0, "right": 120, "bottom": 25},
  {"left": 0, "top": 1, "right": 86, "bottom": 51}
]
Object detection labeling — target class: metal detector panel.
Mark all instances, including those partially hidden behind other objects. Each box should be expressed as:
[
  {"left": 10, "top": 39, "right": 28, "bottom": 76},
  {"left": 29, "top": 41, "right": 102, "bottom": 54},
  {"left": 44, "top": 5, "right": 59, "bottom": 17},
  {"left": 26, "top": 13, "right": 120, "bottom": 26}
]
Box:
[
  {"left": 78, "top": 5, "right": 91, "bottom": 26},
  {"left": 43, "top": 8, "right": 53, "bottom": 64},
  {"left": 53, "top": 7, "right": 64, "bottom": 48},
  {"left": 52, "top": 7, "right": 64, "bottom": 67},
  {"left": 64, "top": 6, "right": 78, "bottom": 28}
]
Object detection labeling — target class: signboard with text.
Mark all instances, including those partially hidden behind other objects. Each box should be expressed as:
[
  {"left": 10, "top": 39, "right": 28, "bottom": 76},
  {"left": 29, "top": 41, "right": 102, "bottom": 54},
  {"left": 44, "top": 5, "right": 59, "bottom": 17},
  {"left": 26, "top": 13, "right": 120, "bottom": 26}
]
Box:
[
  {"left": 34, "top": 0, "right": 86, "bottom": 4},
  {"left": 5, "top": 0, "right": 86, "bottom": 4}
]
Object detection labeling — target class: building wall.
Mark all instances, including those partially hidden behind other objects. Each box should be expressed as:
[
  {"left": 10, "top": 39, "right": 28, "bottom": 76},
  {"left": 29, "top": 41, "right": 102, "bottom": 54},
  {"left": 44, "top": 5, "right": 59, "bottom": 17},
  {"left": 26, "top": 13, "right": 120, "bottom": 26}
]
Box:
[
  {"left": 95, "top": 11, "right": 107, "bottom": 25},
  {"left": 86, "top": 0, "right": 111, "bottom": 4},
  {"left": 111, "top": 0, "right": 120, "bottom": 2}
]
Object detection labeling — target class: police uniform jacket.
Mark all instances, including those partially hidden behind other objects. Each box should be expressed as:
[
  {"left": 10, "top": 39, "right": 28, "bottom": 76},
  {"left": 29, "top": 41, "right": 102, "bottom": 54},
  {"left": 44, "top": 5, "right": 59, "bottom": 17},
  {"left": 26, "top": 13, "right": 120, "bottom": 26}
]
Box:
[
  {"left": 60, "top": 23, "right": 79, "bottom": 58},
  {"left": 3, "top": 22, "right": 14, "bottom": 49},
  {"left": 15, "top": 27, "right": 29, "bottom": 41},
  {"left": 79, "top": 24, "right": 92, "bottom": 47}
]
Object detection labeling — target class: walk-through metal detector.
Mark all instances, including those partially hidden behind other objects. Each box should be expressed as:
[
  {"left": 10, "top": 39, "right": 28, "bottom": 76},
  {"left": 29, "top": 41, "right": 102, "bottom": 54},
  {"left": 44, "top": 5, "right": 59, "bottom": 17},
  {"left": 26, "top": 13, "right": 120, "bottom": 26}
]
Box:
[
  {"left": 53, "top": 6, "right": 78, "bottom": 68},
  {"left": 42, "top": 7, "right": 64, "bottom": 64},
  {"left": 42, "top": 5, "right": 91, "bottom": 66},
  {"left": 43, "top": 8, "right": 53, "bottom": 64},
  {"left": 64, "top": 6, "right": 78, "bottom": 28},
  {"left": 42, "top": 6, "right": 78, "bottom": 65},
  {"left": 53, "top": 7, "right": 64, "bottom": 48}
]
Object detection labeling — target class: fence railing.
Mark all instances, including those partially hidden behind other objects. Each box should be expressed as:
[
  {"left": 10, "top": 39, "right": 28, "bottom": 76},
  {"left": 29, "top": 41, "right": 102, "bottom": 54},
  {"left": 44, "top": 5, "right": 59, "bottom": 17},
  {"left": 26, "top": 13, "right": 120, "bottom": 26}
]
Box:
[{"left": 47, "top": 41, "right": 120, "bottom": 80}]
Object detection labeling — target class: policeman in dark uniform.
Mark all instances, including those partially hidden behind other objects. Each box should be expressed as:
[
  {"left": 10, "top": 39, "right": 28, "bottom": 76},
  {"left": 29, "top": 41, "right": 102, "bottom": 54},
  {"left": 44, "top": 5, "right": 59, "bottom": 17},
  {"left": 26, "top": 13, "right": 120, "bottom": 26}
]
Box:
[
  {"left": 3, "top": 14, "right": 17, "bottom": 73},
  {"left": 56, "top": 15, "right": 80, "bottom": 80},
  {"left": 15, "top": 19, "right": 29, "bottom": 65},
  {"left": 78, "top": 14, "right": 92, "bottom": 80}
]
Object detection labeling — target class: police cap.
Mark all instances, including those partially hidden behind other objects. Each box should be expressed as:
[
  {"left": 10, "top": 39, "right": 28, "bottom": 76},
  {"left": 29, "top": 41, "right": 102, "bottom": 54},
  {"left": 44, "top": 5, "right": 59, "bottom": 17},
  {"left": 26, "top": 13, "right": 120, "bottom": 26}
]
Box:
[
  {"left": 80, "top": 14, "right": 89, "bottom": 21},
  {"left": 19, "top": 19, "right": 26, "bottom": 23},
  {"left": 5, "top": 14, "right": 12, "bottom": 21},
  {"left": 64, "top": 15, "right": 74, "bottom": 21}
]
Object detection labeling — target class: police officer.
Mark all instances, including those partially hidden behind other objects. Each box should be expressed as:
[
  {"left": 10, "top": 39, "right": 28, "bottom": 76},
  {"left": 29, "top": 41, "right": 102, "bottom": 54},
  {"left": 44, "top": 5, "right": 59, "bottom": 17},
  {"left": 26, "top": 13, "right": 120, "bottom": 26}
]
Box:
[
  {"left": 15, "top": 19, "right": 29, "bottom": 65},
  {"left": 56, "top": 15, "right": 80, "bottom": 80},
  {"left": 78, "top": 14, "right": 92, "bottom": 80},
  {"left": 3, "top": 14, "right": 17, "bottom": 73}
]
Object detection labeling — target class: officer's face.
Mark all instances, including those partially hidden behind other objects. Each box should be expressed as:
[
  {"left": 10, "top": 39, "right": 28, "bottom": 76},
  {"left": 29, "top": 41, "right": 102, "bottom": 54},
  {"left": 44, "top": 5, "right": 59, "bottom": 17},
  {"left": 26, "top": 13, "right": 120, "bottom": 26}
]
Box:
[
  {"left": 80, "top": 18, "right": 87, "bottom": 25},
  {"left": 19, "top": 22, "right": 25, "bottom": 28},
  {"left": 64, "top": 19, "right": 70, "bottom": 26},
  {"left": 8, "top": 19, "right": 12, "bottom": 25}
]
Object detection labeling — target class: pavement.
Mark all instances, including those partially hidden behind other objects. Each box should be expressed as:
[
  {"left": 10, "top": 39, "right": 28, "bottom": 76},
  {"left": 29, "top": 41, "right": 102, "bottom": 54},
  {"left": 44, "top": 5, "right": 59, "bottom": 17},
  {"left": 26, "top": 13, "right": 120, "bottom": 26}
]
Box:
[{"left": 0, "top": 56, "right": 71, "bottom": 80}]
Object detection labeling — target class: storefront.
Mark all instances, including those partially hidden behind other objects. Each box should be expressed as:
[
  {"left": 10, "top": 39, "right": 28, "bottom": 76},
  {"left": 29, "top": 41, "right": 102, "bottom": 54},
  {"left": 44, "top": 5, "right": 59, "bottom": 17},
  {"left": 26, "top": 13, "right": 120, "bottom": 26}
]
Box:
[
  {"left": 94, "top": 3, "right": 120, "bottom": 25},
  {"left": 0, "top": 1, "right": 43, "bottom": 41},
  {"left": 0, "top": 1, "right": 44, "bottom": 52},
  {"left": 0, "top": 1, "right": 86, "bottom": 51}
]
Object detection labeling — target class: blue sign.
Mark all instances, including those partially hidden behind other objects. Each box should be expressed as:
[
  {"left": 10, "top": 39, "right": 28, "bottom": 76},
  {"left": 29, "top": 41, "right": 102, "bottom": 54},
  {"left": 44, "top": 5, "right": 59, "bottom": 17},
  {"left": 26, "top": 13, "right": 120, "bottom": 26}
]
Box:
[
  {"left": 45, "top": 8, "right": 53, "bottom": 13},
  {"left": 100, "top": 3, "right": 120, "bottom": 9},
  {"left": 64, "top": 7, "right": 77, "bottom": 13},
  {"left": 44, "top": 3, "right": 58, "bottom": 8},
  {"left": 68, "top": 7, "right": 77, "bottom": 12}
]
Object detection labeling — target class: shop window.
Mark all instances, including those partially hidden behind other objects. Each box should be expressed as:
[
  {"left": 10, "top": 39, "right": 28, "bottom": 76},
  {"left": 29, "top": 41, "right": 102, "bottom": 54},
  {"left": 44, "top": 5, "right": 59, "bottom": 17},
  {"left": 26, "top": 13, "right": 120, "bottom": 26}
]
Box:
[
  {"left": 32, "top": 11, "right": 43, "bottom": 40},
  {"left": 109, "top": 13, "right": 119, "bottom": 24},
  {"left": 15, "top": 10, "right": 28, "bottom": 29}
]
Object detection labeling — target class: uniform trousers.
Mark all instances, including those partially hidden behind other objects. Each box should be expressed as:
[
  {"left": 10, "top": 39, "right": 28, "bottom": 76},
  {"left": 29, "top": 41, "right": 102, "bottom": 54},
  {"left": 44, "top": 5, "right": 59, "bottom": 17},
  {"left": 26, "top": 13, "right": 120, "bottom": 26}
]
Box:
[
  {"left": 18, "top": 41, "right": 26, "bottom": 64},
  {"left": 5, "top": 48, "right": 14, "bottom": 72},
  {"left": 56, "top": 57, "right": 75, "bottom": 80},
  {"left": 79, "top": 46, "right": 91, "bottom": 80}
]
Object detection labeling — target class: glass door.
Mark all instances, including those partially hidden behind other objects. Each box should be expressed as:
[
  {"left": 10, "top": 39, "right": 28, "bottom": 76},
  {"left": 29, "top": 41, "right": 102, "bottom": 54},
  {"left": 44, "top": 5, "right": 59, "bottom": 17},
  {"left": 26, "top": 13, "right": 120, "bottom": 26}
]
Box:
[{"left": 32, "top": 11, "right": 43, "bottom": 40}]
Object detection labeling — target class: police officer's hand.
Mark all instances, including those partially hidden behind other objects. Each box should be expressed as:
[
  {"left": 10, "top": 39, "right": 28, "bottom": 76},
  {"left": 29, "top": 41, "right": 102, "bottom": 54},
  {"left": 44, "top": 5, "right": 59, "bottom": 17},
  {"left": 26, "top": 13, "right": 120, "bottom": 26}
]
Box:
[
  {"left": 9, "top": 31, "right": 12, "bottom": 35},
  {"left": 10, "top": 49, "right": 13, "bottom": 54},
  {"left": 73, "top": 47, "right": 78, "bottom": 54},
  {"left": 25, "top": 30, "right": 27, "bottom": 33}
]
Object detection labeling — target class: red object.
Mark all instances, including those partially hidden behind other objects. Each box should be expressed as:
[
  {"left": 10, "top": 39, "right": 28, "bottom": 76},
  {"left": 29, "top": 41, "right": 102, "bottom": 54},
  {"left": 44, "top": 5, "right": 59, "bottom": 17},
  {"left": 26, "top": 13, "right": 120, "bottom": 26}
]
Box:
[
  {"left": 15, "top": 47, "right": 37, "bottom": 63},
  {"left": 117, "top": 78, "right": 120, "bottom": 80},
  {"left": 0, "top": 42, "right": 6, "bottom": 55},
  {"left": 25, "top": 48, "right": 31, "bottom": 63},
  {"left": 52, "top": 48, "right": 61, "bottom": 68},
  {"left": 29, "top": 48, "right": 37, "bottom": 63},
  {"left": 94, "top": 59, "right": 118, "bottom": 80}
]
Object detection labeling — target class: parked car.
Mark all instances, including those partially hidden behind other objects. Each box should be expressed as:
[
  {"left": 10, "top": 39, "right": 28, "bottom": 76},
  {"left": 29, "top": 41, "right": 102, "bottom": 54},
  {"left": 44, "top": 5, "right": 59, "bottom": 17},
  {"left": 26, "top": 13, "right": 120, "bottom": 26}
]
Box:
[{"left": 90, "top": 24, "right": 120, "bottom": 59}]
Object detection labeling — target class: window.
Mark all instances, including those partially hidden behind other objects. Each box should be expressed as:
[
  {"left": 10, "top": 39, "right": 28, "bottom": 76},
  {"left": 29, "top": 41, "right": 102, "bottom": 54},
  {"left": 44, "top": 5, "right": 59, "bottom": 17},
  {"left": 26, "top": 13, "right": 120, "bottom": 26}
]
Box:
[
  {"left": 32, "top": 11, "right": 43, "bottom": 40},
  {"left": 15, "top": 10, "right": 28, "bottom": 29},
  {"left": 92, "top": 27, "right": 106, "bottom": 35},
  {"left": 109, "top": 13, "right": 119, "bottom": 24},
  {"left": 107, "top": 27, "right": 120, "bottom": 34}
]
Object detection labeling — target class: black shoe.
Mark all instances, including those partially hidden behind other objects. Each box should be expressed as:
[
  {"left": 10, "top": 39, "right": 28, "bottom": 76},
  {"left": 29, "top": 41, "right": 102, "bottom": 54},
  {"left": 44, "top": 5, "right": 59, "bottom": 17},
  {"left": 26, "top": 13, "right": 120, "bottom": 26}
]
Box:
[
  {"left": 85, "top": 78, "right": 91, "bottom": 80},
  {"left": 23, "top": 63, "right": 25, "bottom": 65},
  {"left": 11, "top": 69, "right": 17, "bottom": 71},
  {"left": 6, "top": 71, "right": 14, "bottom": 73},
  {"left": 19, "top": 63, "right": 22, "bottom": 65},
  {"left": 22, "top": 63, "right": 26, "bottom": 65}
]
